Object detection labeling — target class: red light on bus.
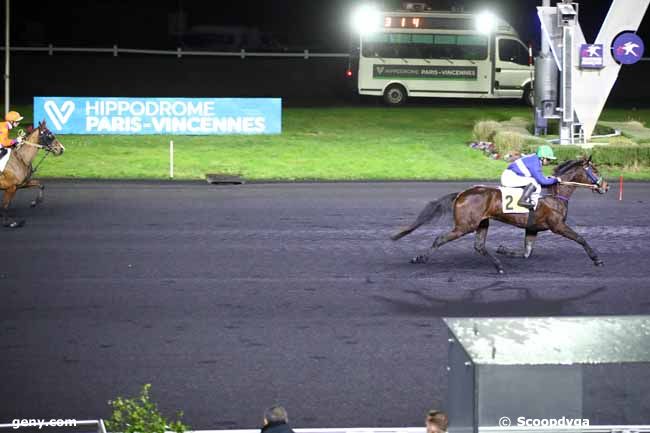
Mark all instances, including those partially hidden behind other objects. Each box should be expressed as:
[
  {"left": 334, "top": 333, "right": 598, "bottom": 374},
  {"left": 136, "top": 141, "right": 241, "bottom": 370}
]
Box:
[{"left": 346, "top": 69, "right": 353, "bottom": 78}]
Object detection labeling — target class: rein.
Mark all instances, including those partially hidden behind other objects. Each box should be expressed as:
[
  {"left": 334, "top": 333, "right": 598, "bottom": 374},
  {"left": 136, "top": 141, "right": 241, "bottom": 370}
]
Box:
[
  {"left": 20, "top": 140, "right": 47, "bottom": 149},
  {"left": 30, "top": 151, "right": 50, "bottom": 175},
  {"left": 15, "top": 139, "right": 52, "bottom": 183},
  {"left": 559, "top": 180, "right": 598, "bottom": 189},
  {"left": 551, "top": 165, "right": 603, "bottom": 202}
]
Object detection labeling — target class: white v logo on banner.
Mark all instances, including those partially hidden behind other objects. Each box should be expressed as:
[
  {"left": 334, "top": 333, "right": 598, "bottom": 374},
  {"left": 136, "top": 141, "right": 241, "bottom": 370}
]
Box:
[{"left": 44, "top": 101, "right": 75, "bottom": 130}]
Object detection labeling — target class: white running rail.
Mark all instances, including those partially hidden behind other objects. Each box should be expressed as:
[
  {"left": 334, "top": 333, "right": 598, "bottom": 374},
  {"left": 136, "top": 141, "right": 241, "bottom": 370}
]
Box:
[{"left": 0, "top": 46, "right": 349, "bottom": 59}]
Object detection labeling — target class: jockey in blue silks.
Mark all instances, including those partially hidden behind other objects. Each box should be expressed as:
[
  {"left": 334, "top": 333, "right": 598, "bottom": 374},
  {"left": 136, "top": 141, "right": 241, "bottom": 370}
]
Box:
[{"left": 500, "top": 145, "right": 562, "bottom": 209}]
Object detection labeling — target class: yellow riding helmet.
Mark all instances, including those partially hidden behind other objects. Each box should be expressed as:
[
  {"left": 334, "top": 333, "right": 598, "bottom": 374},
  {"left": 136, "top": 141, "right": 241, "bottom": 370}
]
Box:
[{"left": 5, "top": 111, "right": 24, "bottom": 122}]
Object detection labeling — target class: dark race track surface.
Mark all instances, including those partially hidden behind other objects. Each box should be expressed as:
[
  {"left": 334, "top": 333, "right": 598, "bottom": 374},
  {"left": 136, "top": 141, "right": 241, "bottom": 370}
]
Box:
[{"left": 1, "top": 181, "right": 650, "bottom": 428}]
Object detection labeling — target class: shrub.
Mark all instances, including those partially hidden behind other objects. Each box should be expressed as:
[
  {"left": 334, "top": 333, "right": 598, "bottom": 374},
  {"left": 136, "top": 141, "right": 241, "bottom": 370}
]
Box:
[
  {"left": 549, "top": 145, "right": 650, "bottom": 166},
  {"left": 606, "top": 135, "right": 637, "bottom": 147},
  {"left": 473, "top": 120, "right": 500, "bottom": 142},
  {"left": 623, "top": 120, "right": 645, "bottom": 128},
  {"left": 473, "top": 119, "right": 650, "bottom": 167},
  {"left": 106, "top": 384, "right": 188, "bottom": 433},
  {"left": 493, "top": 130, "right": 526, "bottom": 156},
  {"left": 499, "top": 117, "right": 531, "bottom": 131}
]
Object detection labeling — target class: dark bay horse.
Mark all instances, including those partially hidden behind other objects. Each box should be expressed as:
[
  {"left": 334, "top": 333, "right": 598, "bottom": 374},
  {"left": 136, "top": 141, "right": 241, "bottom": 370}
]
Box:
[
  {"left": 0, "top": 120, "right": 65, "bottom": 228},
  {"left": 392, "top": 157, "right": 609, "bottom": 274}
]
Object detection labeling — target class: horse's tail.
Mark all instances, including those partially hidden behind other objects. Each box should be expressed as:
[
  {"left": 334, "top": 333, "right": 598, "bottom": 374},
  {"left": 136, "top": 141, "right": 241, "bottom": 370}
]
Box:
[{"left": 391, "top": 192, "right": 458, "bottom": 241}]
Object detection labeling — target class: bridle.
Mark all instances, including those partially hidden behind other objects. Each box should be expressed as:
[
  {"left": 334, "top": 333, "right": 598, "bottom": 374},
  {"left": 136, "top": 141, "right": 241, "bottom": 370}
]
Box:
[
  {"left": 19, "top": 128, "right": 58, "bottom": 152},
  {"left": 551, "top": 161, "right": 606, "bottom": 202},
  {"left": 15, "top": 128, "right": 60, "bottom": 179},
  {"left": 584, "top": 165, "right": 604, "bottom": 188}
]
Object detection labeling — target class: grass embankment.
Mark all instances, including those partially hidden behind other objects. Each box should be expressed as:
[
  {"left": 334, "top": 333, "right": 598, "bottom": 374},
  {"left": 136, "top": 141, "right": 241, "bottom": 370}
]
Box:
[{"left": 7, "top": 104, "right": 650, "bottom": 180}]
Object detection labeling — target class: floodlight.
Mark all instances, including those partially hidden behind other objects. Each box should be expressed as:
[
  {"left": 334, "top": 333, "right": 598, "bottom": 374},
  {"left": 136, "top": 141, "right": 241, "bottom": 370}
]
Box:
[
  {"left": 352, "top": 4, "right": 381, "bottom": 35},
  {"left": 475, "top": 11, "right": 496, "bottom": 34}
]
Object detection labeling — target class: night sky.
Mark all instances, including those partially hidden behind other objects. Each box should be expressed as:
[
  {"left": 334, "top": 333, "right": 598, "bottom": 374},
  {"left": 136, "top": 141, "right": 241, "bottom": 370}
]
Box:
[{"left": 7, "top": 1, "right": 648, "bottom": 53}]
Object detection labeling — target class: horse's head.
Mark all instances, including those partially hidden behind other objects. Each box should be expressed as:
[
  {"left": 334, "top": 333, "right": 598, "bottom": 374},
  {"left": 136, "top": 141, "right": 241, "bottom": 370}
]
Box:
[
  {"left": 28, "top": 120, "right": 65, "bottom": 156},
  {"left": 554, "top": 156, "right": 609, "bottom": 194}
]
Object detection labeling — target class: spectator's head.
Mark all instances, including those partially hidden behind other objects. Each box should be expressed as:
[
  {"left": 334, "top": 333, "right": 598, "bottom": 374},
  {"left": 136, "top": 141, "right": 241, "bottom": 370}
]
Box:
[
  {"left": 426, "top": 410, "right": 448, "bottom": 433},
  {"left": 264, "top": 405, "right": 289, "bottom": 426}
]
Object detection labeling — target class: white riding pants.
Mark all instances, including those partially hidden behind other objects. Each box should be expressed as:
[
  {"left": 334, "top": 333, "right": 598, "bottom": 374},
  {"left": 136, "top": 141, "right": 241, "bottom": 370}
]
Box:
[{"left": 500, "top": 169, "right": 541, "bottom": 204}]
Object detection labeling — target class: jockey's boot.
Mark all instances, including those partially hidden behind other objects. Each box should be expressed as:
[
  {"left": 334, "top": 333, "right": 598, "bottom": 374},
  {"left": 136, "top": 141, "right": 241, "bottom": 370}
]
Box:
[
  {"left": 517, "top": 183, "right": 536, "bottom": 210},
  {"left": 0, "top": 148, "right": 7, "bottom": 160}
]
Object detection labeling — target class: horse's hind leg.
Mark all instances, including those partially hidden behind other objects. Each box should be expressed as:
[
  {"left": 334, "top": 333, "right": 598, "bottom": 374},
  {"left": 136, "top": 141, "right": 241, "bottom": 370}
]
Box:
[
  {"left": 411, "top": 227, "right": 469, "bottom": 264},
  {"left": 497, "top": 229, "right": 538, "bottom": 258},
  {"left": 474, "top": 219, "right": 504, "bottom": 274},
  {"left": 2, "top": 186, "right": 24, "bottom": 228}
]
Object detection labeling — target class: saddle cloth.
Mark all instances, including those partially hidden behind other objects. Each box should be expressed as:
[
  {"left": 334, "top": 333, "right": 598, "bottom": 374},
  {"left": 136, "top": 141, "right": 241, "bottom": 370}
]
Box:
[
  {"left": 499, "top": 186, "right": 531, "bottom": 214},
  {"left": 0, "top": 148, "right": 11, "bottom": 172}
]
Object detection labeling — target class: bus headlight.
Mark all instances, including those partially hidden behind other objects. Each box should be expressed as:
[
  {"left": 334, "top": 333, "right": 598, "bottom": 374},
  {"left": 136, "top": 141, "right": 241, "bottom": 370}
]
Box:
[
  {"left": 475, "top": 11, "right": 496, "bottom": 34},
  {"left": 352, "top": 4, "right": 381, "bottom": 35}
]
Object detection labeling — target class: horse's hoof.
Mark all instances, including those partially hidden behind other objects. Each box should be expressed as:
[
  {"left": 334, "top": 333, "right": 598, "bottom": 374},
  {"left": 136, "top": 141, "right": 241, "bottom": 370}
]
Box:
[
  {"left": 410, "top": 255, "right": 428, "bottom": 264},
  {"left": 496, "top": 245, "right": 508, "bottom": 255},
  {"left": 594, "top": 259, "right": 604, "bottom": 267},
  {"left": 497, "top": 268, "right": 505, "bottom": 274},
  {"left": 6, "top": 220, "right": 25, "bottom": 228},
  {"left": 30, "top": 201, "right": 37, "bottom": 208}
]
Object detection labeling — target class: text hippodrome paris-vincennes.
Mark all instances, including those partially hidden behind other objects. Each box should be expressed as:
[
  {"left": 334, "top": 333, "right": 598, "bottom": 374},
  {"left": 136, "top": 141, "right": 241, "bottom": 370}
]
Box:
[{"left": 84, "top": 100, "right": 266, "bottom": 133}]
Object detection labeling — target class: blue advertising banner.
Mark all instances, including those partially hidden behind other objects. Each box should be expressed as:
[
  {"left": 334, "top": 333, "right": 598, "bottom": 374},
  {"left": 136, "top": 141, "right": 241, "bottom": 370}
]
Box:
[{"left": 34, "top": 97, "right": 282, "bottom": 135}]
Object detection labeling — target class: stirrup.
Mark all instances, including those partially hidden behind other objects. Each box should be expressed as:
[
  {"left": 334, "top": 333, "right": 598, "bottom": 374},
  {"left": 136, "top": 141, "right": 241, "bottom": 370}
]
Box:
[{"left": 518, "top": 199, "right": 534, "bottom": 210}]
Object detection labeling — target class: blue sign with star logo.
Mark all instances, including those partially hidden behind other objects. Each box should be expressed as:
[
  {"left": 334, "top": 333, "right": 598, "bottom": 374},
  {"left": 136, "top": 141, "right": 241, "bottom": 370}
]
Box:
[
  {"left": 580, "top": 44, "right": 604, "bottom": 69},
  {"left": 612, "top": 32, "right": 644, "bottom": 65}
]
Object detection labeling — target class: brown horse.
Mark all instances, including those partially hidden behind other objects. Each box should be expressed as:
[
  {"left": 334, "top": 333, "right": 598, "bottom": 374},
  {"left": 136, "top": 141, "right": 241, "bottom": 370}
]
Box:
[
  {"left": 0, "top": 120, "right": 65, "bottom": 228},
  {"left": 391, "top": 157, "right": 609, "bottom": 274}
]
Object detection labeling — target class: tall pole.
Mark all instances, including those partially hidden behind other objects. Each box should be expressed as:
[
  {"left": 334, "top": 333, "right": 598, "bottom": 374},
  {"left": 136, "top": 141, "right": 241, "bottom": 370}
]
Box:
[
  {"left": 541, "top": 0, "right": 550, "bottom": 53},
  {"left": 4, "top": 0, "right": 9, "bottom": 116}
]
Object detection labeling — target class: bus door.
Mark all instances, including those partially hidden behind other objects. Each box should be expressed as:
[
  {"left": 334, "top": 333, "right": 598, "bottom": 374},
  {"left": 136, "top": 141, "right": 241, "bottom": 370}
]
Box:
[{"left": 494, "top": 37, "right": 531, "bottom": 98}]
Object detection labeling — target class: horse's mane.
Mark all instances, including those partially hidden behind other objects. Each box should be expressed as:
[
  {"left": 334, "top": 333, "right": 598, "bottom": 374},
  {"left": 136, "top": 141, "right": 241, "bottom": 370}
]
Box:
[{"left": 553, "top": 159, "right": 583, "bottom": 176}]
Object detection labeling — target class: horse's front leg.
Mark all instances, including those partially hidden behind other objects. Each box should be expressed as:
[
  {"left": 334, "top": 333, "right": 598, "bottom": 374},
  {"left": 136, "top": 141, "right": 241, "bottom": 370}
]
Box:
[
  {"left": 497, "top": 229, "right": 538, "bottom": 258},
  {"left": 474, "top": 219, "right": 504, "bottom": 274},
  {"left": 2, "top": 186, "right": 24, "bottom": 228},
  {"left": 550, "top": 222, "right": 603, "bottom": 266},
  {"left": 21, "top": 180, "right": 45, "bottom": 207}
]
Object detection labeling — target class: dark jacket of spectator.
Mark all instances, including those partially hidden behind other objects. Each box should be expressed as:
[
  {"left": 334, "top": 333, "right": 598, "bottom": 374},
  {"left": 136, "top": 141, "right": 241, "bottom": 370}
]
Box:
[{"left": 261, "top": 421, "right": 295, "bottom": 433}]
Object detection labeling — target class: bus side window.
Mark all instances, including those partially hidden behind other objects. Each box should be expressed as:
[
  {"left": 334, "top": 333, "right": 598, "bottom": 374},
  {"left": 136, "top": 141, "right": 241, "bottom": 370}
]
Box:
[
  {"left": 412, "top": 34, "right": 434, "bottom": 59},
  {"left": 457, "top": 35, "right": 488, "bottom": 60},
  {"left": 433, "top": 34, "right": 458, "bottom": 59}
]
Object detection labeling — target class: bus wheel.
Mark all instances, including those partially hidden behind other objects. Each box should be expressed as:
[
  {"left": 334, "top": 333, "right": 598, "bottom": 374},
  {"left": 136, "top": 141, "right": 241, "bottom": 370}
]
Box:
[
  {"left": 523, "top": 85, "right": 534, "bottom": 107},
  {"left": 384, "top": 85, "right": 407, "bottom": 106}
]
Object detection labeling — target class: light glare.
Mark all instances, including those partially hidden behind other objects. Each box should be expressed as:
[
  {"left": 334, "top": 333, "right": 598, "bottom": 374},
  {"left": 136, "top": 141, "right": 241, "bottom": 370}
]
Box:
[
  {"left": 475, "top": 11, "right": 496, "bottom": 34},
  {"left": 352, "top": 5, "right": 381, "bottom": 35}
]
